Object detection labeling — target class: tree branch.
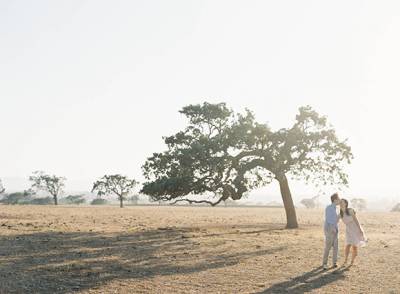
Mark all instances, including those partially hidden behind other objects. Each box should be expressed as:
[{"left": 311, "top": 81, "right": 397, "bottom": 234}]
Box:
[{"left": 171, "top": 196, "right": 225, "bottom": 206}]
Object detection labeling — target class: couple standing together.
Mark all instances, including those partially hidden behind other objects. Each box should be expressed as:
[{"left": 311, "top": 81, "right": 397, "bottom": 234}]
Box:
[{"left": 323, "top": 193, "right": 367, "bottom": 270}]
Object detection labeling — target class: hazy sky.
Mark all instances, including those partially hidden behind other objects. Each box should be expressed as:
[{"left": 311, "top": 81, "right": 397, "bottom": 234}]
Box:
[{"left": 1, "top": 1, "right": 400, "bottom": 203}]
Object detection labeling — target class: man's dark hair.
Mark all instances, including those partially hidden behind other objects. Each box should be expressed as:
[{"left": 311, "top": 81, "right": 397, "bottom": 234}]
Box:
[{"left": 331, "top": 193, "right": 339, "bottom": 203}]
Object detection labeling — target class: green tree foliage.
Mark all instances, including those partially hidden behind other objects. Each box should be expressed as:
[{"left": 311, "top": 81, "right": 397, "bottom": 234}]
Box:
[
  {"left": 29, "top": 197, "right": 53, "bottom": 205},
  {"left": 29, "top": 171, "right": 66, "bottom": 205},
  {"left": 0, "top": 190, "right": 33, "bottom": 205},
  {"left": 391, "top": 203, "right": 400, "bottom": 212},
  {"left": 90, "top": 198, "right": 108, "bottom": 205},
  {"left": 64, "top": 194, "right": 86, "bottom": 205},
  {"left": 142, "top": 102, "right": 353, "bottom": 228},
  {"left": 92, "top": 175, "right": 138, "bottom": 208},
  {"left": 128, "top": 194, "right": 140, "bottom": 205}
]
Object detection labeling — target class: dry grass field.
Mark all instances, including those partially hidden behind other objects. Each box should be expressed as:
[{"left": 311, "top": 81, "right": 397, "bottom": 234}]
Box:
[{"left": 0, "top": 205, "right": 399, "bottom": 294}]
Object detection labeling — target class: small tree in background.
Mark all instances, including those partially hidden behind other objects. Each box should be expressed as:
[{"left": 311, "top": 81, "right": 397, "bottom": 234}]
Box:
[
  {"left": 29, "top": 171, "right": 66, "bottom": 205},
  {"left": 128, "top": 194, "right": 140, "bottom": 205},
  {"left": 64, "top": 194, "right": 86, "bottom": 205},
  {"left": 92, "top": 175, "right": 138, "bottom": 208},
  {"left": 223, "top": 199, "right": 238, "bottom": 207},
  {"left": 351, "top": 198, "right": 367, "bottom": 211},
  {"left": 90, "top": 198, "right": 108, "bottom": 205},
  {"left": 300, "top": 195, "right": 320, "bottom": 209},
  {"left": 0, "top": 191, "right": 32, "bottom": 205},
  {"left": 29, "top": 197, "right": 53, "bottom": 205},
  {"left": 391, "top": 203, "right": 400, "bottom": 212}
]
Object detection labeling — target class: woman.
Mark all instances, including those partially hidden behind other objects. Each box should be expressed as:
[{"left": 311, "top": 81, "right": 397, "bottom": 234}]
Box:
[{"left": 339, "top": 199, "right": 367, "bottom": 266}]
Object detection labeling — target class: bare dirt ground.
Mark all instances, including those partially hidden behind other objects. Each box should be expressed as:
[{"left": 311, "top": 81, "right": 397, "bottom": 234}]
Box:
[{"left": 0, "top": 205, "right": 399, "bottom": 294}]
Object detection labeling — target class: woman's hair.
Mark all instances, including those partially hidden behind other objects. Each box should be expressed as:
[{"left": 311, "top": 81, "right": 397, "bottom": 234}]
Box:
[{"left": 340, "top": 198, "right": 351, "bottom": 218}]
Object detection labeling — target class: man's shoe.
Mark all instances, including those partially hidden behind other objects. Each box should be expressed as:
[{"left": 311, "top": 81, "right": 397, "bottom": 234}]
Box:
[
  {"left": 333, "top": 264, "right": 338, "bottom": 268},
  {"left": 323, "top": 264, "right": 328, "bottom": 270}
]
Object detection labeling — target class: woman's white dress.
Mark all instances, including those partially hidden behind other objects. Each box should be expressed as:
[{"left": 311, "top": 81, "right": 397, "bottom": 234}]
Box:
[{"left": 342, "top": 210, "right": 367, "bottom": 247}]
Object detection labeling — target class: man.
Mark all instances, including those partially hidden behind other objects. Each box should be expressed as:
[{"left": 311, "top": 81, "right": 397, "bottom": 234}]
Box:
[{"left": 323, "top": 193, "right": 341, "bottom": 269}]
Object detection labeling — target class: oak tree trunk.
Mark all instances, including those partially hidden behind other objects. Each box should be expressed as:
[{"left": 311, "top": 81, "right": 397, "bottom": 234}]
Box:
[
  {"left": 119, "top": 197, "right": 124, "bottom": 208},
  {"left": 278, "top": 174, "right": 298, "bottom": 229},
  {"left": 53, "top": 195, "right": 58, "bottom": 206}
]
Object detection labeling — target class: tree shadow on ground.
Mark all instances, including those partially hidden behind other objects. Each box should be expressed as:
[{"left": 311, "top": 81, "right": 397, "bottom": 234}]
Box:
[
  {"left": 257, "top": 266, "right": 350, "bottom": 293},
  {"left": 183, "top": 223, "right": 287, "bottom": 238},
  {"left": 0, "top": 228, "right": 286, "bottom": 293}
]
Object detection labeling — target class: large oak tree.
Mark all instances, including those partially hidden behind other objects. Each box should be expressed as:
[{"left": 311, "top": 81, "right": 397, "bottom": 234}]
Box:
[{"left": 142, "top": 103, "right": 352, "bottom": 228}]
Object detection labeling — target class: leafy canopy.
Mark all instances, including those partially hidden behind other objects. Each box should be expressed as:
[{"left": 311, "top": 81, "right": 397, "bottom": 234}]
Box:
[
  {"left": 0, "top": 191, "right": 32, "bottom": 205},
  {"left": 64, "top": 194, "right": 86, "bottom": 205},
  {"left": 92, "top": 174, "right": 138, "bottom": 199},
  {"left": 141, "top": 102, "right": 353, "bottom": 205},
  {"left": 29, "top": 171, "right": 66, "bottom": 197}
]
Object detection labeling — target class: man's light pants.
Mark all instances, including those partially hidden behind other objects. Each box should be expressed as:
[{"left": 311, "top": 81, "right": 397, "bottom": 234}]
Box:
[{"left": 323, "top": 225, "right": 338, "bottom": 265}]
